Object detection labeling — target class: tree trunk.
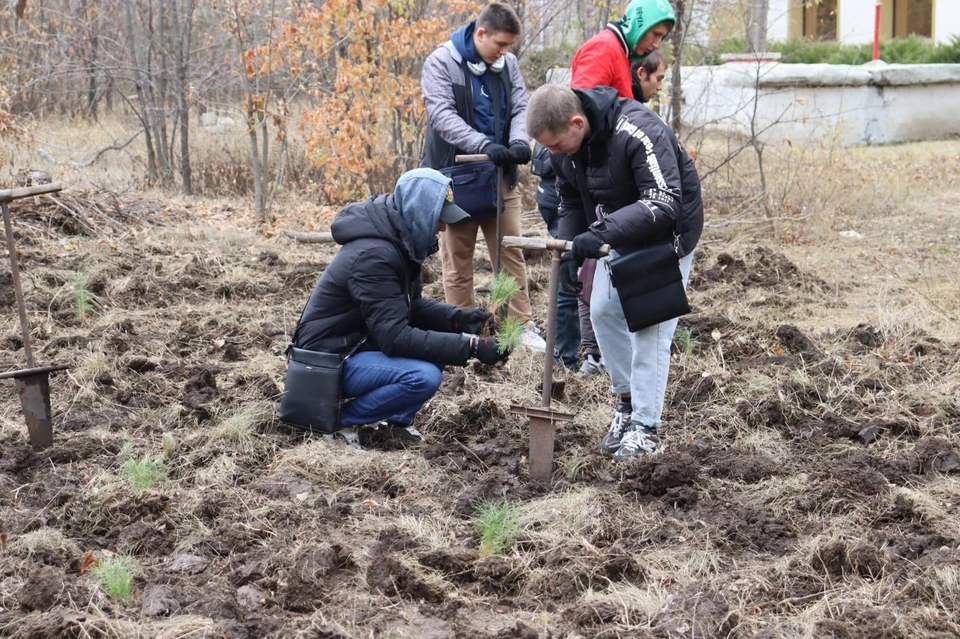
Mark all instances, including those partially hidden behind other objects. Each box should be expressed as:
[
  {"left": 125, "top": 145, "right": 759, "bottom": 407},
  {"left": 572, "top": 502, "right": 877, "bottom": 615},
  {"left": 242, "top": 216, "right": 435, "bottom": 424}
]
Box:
[
  {"left": 174, "top": 0, "right": 196, "bottom": 194},
  {"left": 669, "top": 0, "right": 686, "bottom": 135},
  {"left": 746, "top": 0, "right": 770, "bottom": 55}
]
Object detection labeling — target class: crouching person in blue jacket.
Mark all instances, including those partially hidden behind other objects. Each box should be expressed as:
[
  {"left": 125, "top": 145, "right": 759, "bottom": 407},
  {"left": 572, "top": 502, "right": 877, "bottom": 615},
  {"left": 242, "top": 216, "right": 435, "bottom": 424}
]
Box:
[{"left": 285, "top": 168, "right": 512, "bottom": 447}]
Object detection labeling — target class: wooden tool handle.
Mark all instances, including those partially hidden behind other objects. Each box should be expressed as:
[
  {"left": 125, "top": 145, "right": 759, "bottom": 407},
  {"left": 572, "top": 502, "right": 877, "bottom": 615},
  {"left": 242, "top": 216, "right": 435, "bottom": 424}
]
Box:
[
  {"left": 454, "top": 154, "right": 490, "bottom": 163},
  {"left": 501, "top": 235, "right": 610, "bottom": 256},
  {"left": 0, "top": 182, "right": 63, "bottom": 204}
]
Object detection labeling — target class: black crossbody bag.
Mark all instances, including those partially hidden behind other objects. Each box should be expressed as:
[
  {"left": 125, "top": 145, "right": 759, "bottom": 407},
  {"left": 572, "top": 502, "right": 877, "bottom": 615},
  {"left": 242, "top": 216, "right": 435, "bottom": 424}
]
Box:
[
  {"left": 573, "top": 140, "right": 690, "bottom": 332},
  {"left": 279, "top": 308, "right": 364, "bottom": 434}
]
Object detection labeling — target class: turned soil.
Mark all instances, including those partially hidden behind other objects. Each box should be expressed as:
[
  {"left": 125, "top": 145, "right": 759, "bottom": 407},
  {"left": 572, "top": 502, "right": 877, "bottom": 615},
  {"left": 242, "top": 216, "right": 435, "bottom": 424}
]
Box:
[{"left": 1, "top": 142, "right": 959, "bottom": 638}]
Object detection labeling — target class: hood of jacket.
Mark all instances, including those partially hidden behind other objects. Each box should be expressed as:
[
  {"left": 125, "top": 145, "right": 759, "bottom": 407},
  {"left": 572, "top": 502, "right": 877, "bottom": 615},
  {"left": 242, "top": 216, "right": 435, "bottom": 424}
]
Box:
[
  {"left": 618, "top": 0, "right": 675, "bottom": 63},
  {"left": 330, "top": 169, "right": 451, "bottom": 265},
  {"left": 450, "top": 21, "right": 481, "bottom": 64},
  {"left": 574, "top": 86, "right": 621, "bottom": 153}
]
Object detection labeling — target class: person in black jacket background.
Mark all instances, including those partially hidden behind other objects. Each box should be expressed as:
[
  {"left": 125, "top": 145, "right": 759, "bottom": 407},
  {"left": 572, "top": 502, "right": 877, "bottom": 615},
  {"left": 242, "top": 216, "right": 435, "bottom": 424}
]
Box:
[
  {"left": 526, "top": 84, "right": 703, "bottom": 462},
  {"left": 531, "top": 142, "right": 603, "bottom": 374},
  {"left": 292, "top": 168, "right": 512, "bottom": 444}
]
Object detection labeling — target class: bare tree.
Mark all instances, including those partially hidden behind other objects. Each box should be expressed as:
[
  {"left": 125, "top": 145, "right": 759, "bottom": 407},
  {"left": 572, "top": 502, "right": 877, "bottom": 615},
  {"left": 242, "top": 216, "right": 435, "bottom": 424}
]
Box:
[{"left": 745, "top": 0, "right": 769, "bottom": 54}]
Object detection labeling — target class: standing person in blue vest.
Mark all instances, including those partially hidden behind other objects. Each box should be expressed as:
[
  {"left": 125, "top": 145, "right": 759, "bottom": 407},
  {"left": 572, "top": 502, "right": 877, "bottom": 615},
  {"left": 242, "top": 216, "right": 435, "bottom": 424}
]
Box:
[
  {"left": 531, "top": 141, "right": 603, "bottom": 375},
  {"left": 420, "top": 2, "right": 546, "bottom": 353}
]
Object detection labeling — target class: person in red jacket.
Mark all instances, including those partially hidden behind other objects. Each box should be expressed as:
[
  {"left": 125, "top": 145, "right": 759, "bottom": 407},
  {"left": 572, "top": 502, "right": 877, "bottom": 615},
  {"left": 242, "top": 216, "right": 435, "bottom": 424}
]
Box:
[{"left": 571, "top": 0, "right": 675, "bottom": 99}]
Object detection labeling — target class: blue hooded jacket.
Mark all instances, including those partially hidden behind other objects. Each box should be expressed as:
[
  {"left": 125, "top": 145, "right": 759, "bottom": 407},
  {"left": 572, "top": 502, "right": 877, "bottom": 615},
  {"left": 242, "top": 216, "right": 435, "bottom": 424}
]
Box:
[{"left": 450, "top": 21, "right": 507, "bottom": 145}]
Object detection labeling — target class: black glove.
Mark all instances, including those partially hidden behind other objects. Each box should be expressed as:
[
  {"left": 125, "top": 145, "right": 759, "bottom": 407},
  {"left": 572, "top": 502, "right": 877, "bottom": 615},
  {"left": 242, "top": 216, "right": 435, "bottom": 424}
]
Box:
[
  {"left": 560, "top": 253, "right": 582, "bottom": 294},
  {"left": 508, "top": 141, "right": 532, "bottom": 165},
  {"left": 572, "top": 229, "right": 605, "bottom": 263},
  {"left": 470, "top": 336, "right": 511, "bottom": 365},
  {"left": 454, "top": 308, "right": 492, "bottom": 334},
  {"left": 483, "top": 143, "right": 512, "bottom": 166}
]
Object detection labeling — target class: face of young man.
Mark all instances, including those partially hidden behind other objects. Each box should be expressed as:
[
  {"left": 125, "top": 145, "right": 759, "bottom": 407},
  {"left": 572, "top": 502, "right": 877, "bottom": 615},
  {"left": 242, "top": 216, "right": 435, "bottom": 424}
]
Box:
[
  {"left": 535, "top": 115, "right": 589, "bottom": 155},
  {"left": 638, "top": 63, "right": 667, "bottom": 103},
  {"left": 633, "top": 21, "right": 671, "bottom": 56},
  {"left": 474, "top": 28, "right": 516, "bottom": 65}
]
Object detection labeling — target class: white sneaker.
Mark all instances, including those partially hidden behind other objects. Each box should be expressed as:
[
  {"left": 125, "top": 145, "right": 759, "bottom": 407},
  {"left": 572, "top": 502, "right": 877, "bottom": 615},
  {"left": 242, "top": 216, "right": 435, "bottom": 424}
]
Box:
[
  {"left": 520, "top": 321, "right": 547, "bottom": 353},
  {"left": 579, "top": 353, "right": 605, "bottom": 376}
]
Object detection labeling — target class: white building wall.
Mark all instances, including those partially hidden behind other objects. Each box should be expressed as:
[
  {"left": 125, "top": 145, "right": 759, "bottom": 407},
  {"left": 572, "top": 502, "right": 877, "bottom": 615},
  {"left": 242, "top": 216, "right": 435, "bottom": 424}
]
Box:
[
  {"left": 679, "top": 60, "right": 960, "bottom": 146},
  {"left": 838, "top": 0, "right": 878, "bottom": 44},
  {"left": 935, "top": 2, "right": 960, "bottom": 44},
  {"left": 767, "top": 0, "right": 792, "bottom": 42}
]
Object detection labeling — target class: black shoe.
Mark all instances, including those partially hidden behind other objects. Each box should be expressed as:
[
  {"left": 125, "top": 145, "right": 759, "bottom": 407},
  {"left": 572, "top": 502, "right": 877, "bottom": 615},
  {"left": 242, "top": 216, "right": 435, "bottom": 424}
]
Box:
[
  {"left": 612, "top": 422, "right": 662, "bottom": 462},
  {"left": 601, "top": 400, "right": 632, "bottom": 455}
]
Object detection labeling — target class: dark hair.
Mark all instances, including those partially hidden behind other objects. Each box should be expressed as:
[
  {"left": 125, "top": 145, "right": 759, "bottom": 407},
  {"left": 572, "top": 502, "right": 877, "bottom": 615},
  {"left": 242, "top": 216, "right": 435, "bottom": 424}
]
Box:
[
  {"left": 631, "top": 51, "right": 667, "bottom": 77},
  {"left": 476, "top": 3, "right": 521, "bottom": 36}
]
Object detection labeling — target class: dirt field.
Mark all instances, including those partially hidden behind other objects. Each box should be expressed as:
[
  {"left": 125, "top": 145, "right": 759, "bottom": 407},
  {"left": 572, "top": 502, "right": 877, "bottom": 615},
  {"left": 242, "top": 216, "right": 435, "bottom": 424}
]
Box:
[{"left": 1, "top": 139, "right": 959, "bottom": 638}]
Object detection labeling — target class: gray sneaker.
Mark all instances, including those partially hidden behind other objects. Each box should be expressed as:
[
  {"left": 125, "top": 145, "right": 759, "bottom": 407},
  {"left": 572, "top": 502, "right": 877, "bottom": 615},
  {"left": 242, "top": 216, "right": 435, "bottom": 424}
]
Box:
[
  {"left": 612, "top": 422, "right": 662, "bottom": 462},
  {"left": 579, "top": 353, "right": 605, "bottom": 376},
  {"left": 601, "top": 400, "right": 633, "bottom": 455}
]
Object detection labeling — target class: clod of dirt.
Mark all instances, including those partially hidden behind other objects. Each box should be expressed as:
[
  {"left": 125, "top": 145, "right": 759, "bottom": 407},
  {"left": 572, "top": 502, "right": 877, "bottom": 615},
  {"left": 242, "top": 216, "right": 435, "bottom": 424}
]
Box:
[
  {"left": 141, "top": 584, "right": 180, "bottom": 617},
  {"left": 126, "top": 357, "right": 159, "bottom": 372},
  {"left": 18, "top": 565, "right": 67, "bottom": 611},
  {"left": 810, "top": 540, "right": 885, "bottom": 579},
  {"left": 814, "top": 604, "right": 902, "bottom": 639},
  {"left": 366, "top": 554, "right": 443, "bottom": 602},
  {"left": 237, "top": 583, "right": 268, "bottom": 608},
  {"left": 564, "top": 599, "right": 620, "bottom": 627},
  {"left": 849, "top": 323, "right": 884, "bottom": 351},
  {"left": 419, "top": 546, "right": 479, "bottom": 582},
  {"left": 911, "top": 437, "right": 960, "bottom": 474},
  {"left": 473, "top": 555, "right": 523, "bottom": 593},
  {"left": 776, "top": 324, "right": 822, "bottom": 359},
  {"left": 598, "top": 542, "right": 646, "bottom": 582},
  {"left": 708, "top": 452, "right": 780, "bottom": 484},
  {"left": 617, "top": 450, "right": 700, "bottom": 497},
  {"left": 718, "top": 506, "right": 797, "bottom": 554},
  {"left": 170, "top": 553, "right": 208, "bottom": 575}
]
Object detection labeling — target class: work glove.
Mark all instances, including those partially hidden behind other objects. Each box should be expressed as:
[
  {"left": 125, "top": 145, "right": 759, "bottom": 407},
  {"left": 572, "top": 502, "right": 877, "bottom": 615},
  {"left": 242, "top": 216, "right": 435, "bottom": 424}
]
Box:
[
  {"left": 482, "top": 143, "right": 512, "bottom": 166},
  {"left": 508, "top": 141, "right": 532, "bottom": 165},
  {"left": 572, "top": 229, "right": 605, "bottom": 263},
  {"left": 469, "top": 335, "right": 511, "bottom": 365},
  {"left": 560, "top": 252, "right": 582, "bottom": 294},
  {"left": 453, "top": 308, "right": 492, "bottom": 334}
]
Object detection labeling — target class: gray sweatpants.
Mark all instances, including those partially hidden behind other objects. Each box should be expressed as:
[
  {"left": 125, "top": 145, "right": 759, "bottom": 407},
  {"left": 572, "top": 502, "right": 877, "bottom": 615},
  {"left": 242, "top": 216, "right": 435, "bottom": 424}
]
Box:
[{"left": 590, "top": 251, "right": 695, "bottom": 428}]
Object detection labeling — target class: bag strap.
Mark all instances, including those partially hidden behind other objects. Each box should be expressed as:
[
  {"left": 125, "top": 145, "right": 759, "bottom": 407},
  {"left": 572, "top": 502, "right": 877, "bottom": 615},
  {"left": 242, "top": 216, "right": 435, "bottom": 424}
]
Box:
[{"left": 489, "top": 70, "right": 502, "bottom": 147}]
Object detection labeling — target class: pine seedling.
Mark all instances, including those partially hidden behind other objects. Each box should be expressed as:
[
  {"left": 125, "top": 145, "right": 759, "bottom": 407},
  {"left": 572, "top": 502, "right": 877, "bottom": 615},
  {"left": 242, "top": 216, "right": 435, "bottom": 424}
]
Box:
[
  {"left": 496, "top": 315, "right": 524, "bottom": 354},
  {"left": 89, "top": 556, "right": 134, "bottom": 600},
  {"left": 476, "top": 498, "right": 519, "bottom": 558},
  {"left": 70, "top": 271, "right": 93, "bottom": 320},
  {"left": 487, "top": 270, "right": 520, "bottom": 318},
  {"left": 674, "top": 326, "right": 696, "bottom": 356},
  {"left": 123, "top": 456, "right": 164, "bottom": 491}
]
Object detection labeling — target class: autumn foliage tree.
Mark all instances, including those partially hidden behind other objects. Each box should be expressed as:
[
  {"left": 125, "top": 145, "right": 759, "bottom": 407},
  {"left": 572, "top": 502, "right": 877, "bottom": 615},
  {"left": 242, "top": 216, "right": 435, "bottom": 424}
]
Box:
[{"left": 266, "top": 0, "right": 473, "bottom": 202}]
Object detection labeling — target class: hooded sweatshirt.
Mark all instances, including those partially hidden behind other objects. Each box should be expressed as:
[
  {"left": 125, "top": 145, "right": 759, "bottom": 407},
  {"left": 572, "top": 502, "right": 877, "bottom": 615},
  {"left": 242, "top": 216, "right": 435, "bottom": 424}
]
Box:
[
  {"left": 293, "top": 170, "right": 471, "bottom": 364},
  {"left": 571, "top": 0, "right": 676, "bottom": 97},
  {"left": 449, "top": 22, "right": 508, "bottom": 146}
]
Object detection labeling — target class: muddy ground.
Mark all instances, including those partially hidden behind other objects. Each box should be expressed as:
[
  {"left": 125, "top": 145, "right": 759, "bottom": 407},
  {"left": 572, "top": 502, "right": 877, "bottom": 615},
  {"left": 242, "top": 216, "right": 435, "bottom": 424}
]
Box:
[{"left": 1, "top": 145, "right": 960, "bottom": 638}]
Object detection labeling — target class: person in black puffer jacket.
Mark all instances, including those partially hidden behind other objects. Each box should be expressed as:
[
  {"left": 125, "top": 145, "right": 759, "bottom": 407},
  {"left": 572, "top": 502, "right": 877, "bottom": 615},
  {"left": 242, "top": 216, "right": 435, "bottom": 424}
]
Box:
[
  {"left": 291, "top": 168, "right": 512, "bottom": 444},
  {"left": 527, "top": 84, "right": 703, "bottom": 462}
]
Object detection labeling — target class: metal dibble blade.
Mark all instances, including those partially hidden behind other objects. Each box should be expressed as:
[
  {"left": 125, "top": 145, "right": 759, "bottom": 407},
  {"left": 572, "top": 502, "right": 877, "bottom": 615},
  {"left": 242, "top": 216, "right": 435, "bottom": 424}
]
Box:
[
  {"left": 16, "top": 371, "right": 54, "bottom": 448},
  {"left": 509, "top": 404, "right": 575, "bottom": 485}
]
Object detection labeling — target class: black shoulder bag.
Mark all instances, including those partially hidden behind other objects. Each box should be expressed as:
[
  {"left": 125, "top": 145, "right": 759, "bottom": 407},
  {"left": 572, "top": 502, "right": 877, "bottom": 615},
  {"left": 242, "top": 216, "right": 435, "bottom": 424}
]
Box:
[
  {"left": 438, "top": 59, "right": 500, "bottom": 221},
  {"left": 574, "top": 141, "right": 690, "bottom": 333},
  {"left": 279, "top": 308, "right": 364, "bottom": 434}
]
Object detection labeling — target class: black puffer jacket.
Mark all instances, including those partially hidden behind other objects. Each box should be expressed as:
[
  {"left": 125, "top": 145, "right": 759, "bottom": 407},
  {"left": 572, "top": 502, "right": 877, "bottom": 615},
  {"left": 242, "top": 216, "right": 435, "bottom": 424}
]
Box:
[
  {"left": 531, "top": 142, "right": 560, "bottom": 211},
  {"left": 293, "top": 195, "right": 471, "bottom": 366},
  {"left": 553, "top": 87, "right": 703, "bottom": 258}
]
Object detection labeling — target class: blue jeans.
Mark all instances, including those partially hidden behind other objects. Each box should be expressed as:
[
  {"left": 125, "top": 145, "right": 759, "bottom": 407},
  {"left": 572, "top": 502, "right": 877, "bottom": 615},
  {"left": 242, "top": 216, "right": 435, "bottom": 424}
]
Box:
[
  {"left": 339, "top": 351, "right": 443, "bottom": 427},
  {"left": 540, "top": 204, "right": 581, "bottom": 370}
]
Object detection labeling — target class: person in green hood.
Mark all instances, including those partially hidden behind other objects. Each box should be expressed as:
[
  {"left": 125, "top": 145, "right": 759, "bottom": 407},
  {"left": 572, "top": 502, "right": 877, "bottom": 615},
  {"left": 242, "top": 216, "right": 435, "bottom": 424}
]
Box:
[{"left": 570, "top": 0, "right": 675, "bottom": 99}]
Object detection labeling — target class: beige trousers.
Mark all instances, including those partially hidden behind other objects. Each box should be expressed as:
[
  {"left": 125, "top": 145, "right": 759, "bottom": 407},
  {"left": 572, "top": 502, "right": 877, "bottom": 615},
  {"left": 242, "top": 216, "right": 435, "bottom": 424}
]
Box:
[{"left": 439, "top": 182, "right": 533, "bottom": 324}]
